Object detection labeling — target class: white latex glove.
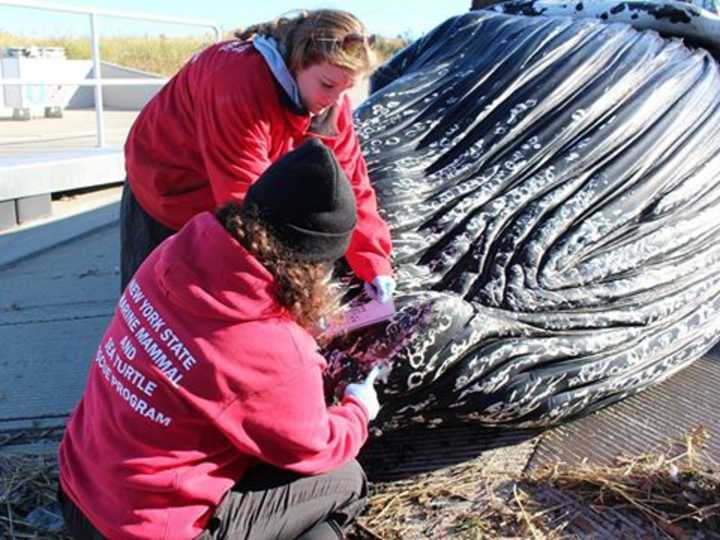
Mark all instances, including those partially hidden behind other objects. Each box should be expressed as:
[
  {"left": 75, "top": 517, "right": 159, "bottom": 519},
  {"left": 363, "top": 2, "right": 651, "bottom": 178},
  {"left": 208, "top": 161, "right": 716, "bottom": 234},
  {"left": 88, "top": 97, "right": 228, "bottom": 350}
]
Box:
[
  {"left": 343, "top": 366, "right": 381, "bottom": 421},
  {"left": 364, "top": 276, "right": 396, "bottom": 304}
]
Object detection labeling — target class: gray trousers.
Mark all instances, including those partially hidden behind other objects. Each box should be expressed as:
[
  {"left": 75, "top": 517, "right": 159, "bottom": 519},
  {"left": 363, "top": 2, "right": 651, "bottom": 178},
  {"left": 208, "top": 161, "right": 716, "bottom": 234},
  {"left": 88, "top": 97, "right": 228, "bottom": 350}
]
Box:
[
  {"left": 59, "top": 460, "right": 367, "bottom": 539},
  {"left": 120, "top": 182, "right": 176, "bottom": 291},
  {"left": 200, "top": 460, "right": 368, "bottom": 540}
]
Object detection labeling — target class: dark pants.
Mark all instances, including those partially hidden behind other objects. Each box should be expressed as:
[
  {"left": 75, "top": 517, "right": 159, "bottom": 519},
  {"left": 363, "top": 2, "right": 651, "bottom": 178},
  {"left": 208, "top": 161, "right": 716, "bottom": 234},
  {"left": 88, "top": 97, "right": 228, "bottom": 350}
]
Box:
[
  {"left": 120, "top": 181, "right": 176, "bottom": 291},
  {"left": 59, "top": 460, "right": 368, "bottom": 540},
  {"left": 57, "top": 486, "right": 105, "bottom": 540},
  {"left": 201, "top": 460, "right": 368, "bottom": 540}
]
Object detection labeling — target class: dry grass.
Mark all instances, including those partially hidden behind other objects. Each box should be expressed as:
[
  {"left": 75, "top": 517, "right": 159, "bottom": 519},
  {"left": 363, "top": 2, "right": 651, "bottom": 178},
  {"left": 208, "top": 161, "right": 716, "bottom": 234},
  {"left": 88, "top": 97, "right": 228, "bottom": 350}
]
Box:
[
  {"left": 350, "top": 427, "right": 720, "bottom": 539},
  {"left": 0, "top": 32, "right": 406, "bottom": 77},
  {"left": 0, "top": 452, "right": 69, "bottom": 539},
  {"left": 2, "top": 428, "right": 716, "bottom": 539},
  {"left": 518, "top": 427, "right": 720, "bottom": 538},
  {"left": 0, "top": 32, "right": 213, "bottom": 76}
]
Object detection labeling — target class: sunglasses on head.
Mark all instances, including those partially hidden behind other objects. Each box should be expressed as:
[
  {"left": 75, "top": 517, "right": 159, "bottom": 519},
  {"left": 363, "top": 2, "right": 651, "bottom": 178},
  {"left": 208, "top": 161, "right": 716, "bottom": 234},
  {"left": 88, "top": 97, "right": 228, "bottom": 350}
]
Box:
[{"left": 313, "top": 33, "right": 376, "bottom": 51}]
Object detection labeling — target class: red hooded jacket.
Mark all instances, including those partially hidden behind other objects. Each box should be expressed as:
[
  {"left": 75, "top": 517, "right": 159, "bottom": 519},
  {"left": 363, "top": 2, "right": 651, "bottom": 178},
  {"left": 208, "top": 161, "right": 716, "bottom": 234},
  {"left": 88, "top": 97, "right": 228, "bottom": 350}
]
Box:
[
  {"left": 59, "top": 212, "right": 369, "bottom": 540},
  {"left": 125, "top": 40, "right": 392, "bottom": 283}
]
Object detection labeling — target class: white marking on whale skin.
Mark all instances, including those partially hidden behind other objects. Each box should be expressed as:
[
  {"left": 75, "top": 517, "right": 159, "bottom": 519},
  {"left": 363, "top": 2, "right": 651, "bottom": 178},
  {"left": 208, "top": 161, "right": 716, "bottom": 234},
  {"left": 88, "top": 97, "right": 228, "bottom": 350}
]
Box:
[
  {"left": 492, "top": 1, "right": 720, "bottom": 55},
  {"left": 395, "top": 394, "right": 439, "bottom": 415}
]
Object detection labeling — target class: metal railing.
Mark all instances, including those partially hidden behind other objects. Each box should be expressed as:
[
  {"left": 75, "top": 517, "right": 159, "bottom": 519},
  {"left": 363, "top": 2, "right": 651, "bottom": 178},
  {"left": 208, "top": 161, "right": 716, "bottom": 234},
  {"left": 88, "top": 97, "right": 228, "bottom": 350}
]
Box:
[{"left": 0, "top": 0, "right": 221, "bottom": 146}]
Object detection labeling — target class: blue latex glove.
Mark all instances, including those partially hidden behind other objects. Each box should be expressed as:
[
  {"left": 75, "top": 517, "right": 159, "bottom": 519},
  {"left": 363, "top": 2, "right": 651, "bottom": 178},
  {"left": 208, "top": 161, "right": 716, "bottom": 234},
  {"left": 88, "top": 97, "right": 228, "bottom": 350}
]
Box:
[
  {"left": 343, "top": 367, "right": 381, "bottom": 421},
  {"left": 364, "top": 275, "right": 396, "bottom": 304}
]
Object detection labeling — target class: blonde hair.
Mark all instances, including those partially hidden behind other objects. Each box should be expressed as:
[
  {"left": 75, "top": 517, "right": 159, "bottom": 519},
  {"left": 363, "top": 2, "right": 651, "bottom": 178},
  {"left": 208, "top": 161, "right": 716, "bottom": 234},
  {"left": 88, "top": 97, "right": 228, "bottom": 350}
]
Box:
[
  {"left": 235, "top": 9, "right": 375, "bottom": 74},
  {"left": 217, "top": 203, "right": 341, "bottom": 336}
]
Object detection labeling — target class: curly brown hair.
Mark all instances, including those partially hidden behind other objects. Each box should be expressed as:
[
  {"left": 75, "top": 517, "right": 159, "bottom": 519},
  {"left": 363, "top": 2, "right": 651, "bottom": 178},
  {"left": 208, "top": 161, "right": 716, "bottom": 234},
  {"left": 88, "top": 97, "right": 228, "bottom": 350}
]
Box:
[{"left": 216, "top": 202, "right": 341, "bottom": 334}]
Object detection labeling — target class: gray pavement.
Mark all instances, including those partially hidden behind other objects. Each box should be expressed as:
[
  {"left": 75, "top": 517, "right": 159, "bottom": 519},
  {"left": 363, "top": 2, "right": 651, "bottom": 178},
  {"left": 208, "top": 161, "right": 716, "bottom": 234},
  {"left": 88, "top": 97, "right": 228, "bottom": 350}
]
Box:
[
  {"left": 0, "top": 110, "right": 138, "bottom": 155},
  {"left": 0, "top": 212, "right": 119, "bottom": 451},
  {"left": 0, "top": 109, "right": 132, "bottom": 446}
]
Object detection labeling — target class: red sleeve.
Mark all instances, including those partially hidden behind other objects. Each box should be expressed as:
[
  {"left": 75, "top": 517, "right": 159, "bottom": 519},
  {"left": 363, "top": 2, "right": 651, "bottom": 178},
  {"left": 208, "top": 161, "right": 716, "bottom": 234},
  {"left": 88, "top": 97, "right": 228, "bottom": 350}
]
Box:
[
  {"left": 329, "top": 98, "right": 394, "bottom": 283},
  {"left": 194, "top": 50, "right": 273, "bottom": 206},
  {"left": 213, "top": 334, "right": 369, "bottom": 475}
]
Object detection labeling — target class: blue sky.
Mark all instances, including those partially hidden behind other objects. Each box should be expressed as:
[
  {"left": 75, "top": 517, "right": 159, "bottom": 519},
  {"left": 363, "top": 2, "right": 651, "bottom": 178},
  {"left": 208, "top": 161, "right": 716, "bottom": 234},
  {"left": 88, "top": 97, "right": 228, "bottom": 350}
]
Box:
[{"left": 1, "top": 1, "right": 471, "bottom": 39}]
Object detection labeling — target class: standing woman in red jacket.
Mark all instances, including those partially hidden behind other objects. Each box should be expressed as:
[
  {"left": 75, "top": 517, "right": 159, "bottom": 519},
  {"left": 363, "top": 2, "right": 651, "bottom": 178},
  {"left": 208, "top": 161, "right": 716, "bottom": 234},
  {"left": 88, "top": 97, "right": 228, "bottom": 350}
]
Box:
[
  {"left": 122, "top": 9, "right": 395, "bottom": 304},
  {"left": 59, "top": 140, "right": 381, "bottom": 539}
]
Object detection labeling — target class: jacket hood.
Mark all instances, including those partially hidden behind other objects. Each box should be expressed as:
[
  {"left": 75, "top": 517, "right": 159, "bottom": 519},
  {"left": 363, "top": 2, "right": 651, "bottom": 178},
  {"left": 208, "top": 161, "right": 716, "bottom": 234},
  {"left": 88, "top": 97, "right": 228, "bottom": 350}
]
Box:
[
  {"left": 154, "top": 212, "right": 284, "bottom": 323},
  {"left": 253, "top": 35, "right": 305, "bottom": 112}
]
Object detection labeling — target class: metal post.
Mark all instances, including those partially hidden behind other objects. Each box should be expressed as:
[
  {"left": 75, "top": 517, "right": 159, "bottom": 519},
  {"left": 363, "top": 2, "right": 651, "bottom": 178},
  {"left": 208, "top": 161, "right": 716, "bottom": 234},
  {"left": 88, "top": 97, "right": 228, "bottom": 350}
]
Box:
[{"left": 89, "top": 11, "right": 105, "bottom": 147}]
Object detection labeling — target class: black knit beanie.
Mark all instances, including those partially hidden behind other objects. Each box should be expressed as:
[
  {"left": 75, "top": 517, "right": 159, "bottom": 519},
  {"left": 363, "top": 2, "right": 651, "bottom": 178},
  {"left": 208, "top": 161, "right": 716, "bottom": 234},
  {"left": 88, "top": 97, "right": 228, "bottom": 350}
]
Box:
[{"left": 242, "top": 139, "right": 357, "bottom": 262}]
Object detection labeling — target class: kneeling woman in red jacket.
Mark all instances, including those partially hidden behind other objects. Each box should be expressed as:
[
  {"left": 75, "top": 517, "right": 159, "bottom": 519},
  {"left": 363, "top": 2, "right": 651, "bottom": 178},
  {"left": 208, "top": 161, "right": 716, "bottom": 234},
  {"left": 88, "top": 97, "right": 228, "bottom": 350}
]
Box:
[
  {"left": 122, "top": 9, "right": 395, "bottom": 305},
  {"left": 58, "top": 139, "right": 380, "bottom": 540}
]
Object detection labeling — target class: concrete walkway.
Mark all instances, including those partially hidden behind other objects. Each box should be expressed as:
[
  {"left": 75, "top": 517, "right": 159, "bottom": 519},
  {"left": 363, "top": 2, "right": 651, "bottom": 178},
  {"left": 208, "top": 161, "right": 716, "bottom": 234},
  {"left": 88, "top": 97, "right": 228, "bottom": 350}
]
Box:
[
  {"left": 0, "top": 195, "right": 120, "bottom": 452},
  {"left": 0, "top": 110, "right": 138, "bottom": 155}
]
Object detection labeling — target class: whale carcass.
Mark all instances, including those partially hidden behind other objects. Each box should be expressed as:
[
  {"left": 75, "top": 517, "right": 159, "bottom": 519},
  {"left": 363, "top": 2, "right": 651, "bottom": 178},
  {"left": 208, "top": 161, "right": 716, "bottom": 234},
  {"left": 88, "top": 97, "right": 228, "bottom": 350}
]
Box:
[{"left": 323, "top": 7, "right": 720, "bottom": 432}]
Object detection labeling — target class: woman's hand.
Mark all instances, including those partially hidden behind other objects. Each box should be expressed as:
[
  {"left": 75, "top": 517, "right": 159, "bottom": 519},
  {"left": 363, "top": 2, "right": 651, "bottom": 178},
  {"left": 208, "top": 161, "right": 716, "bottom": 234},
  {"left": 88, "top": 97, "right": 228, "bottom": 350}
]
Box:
[
  {"left": 363, "top": 276, "right": 396, "bottom": 304},
  {"left": 343, "top": 367, "right": 381, "bottom": 420}
]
